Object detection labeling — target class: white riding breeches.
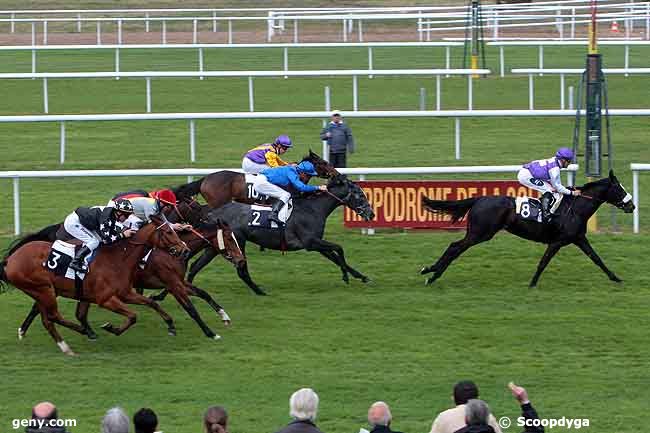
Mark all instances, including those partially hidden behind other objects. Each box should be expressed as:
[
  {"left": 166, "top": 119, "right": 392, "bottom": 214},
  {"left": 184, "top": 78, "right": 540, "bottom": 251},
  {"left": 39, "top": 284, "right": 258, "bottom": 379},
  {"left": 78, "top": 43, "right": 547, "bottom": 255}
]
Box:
[
  {"left": 517, "top": 168, "right": 555, "bottom": 195},
  {"left": 242, "top": 158, "right": 270, "bottom": 174},
  {"left": 63, "top": 213, "right": 101, "bottom": 251},
  {"left": 252, "top": 174, "right": 291, "bottom": 204}
]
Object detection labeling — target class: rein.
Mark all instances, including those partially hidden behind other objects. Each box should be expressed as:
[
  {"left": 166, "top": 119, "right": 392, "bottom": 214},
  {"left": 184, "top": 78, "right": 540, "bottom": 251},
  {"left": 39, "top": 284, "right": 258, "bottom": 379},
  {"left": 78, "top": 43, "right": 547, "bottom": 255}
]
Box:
[
  {"left": 324, "top": 189, "right": 349, "bottom": 205},
  {"left": 188, "top": 226, "right": 212, "bottom": 247}
]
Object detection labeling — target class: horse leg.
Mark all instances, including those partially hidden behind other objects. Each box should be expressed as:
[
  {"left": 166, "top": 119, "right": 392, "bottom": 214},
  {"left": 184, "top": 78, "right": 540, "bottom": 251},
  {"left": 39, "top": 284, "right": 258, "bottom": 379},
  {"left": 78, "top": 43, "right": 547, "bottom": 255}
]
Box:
[
  {"left": 319, "top": 251, "right": 350, "bottom": 283},
  {"left": 119, "top": 290, "right": 177, "bottom": 336},
  {"left": 235, "top": 261, "right": 268, "bottom": 296},
  {"left": 168, "top": 285, "right": 222, "bottom": 340},
  {"left": 97, "top": 296, "right": 138, "bottom": 336},
  {"left": 574, "top": 237, "right": 622, "bottom": 283},
  {"left": 35, "top": 293, "right": 76, "bottom": 356},
  {"left": 18, "top": 302, "right": 40, "bottom": 340},
  {"left": 529, "top": 242, "right": 564, "bottom": 287},
  {"left": 187, "top": 284, "right": 232, "bottom": 325},
  {"left": 149, "top": 288, "right": 169, "bottom": 302},
  {"left": 75, "top": 301, "right": 98, "bottom": 340},
  {"left": 49, "top": 310, "right": 89, "bottom": 337},
  {"left": 424, "top": 236, "right": 483, "bottom": 285},
  {"left": 187, "top": 248, "right": 218, "bottom": 283},
  {"left": 325, "top": 244, "right": 370, "bottom": 283},
  {"left": 307, "top": 238, "right": 369, "bottom": 283}
]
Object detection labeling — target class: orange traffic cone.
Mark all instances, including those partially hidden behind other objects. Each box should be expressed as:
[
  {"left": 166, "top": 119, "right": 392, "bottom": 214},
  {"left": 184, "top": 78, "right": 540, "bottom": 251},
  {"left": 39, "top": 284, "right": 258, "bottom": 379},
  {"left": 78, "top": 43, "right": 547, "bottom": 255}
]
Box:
[{"left": 611, "top": 20, "right": 620, "bottom": 33}]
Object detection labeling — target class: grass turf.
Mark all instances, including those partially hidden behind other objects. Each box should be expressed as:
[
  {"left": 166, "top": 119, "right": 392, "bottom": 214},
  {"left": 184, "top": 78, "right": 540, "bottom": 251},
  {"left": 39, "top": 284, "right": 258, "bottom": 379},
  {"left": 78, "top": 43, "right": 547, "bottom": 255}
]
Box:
[{"left": 0, "top": 38, "right": 648, "bottom": 432}]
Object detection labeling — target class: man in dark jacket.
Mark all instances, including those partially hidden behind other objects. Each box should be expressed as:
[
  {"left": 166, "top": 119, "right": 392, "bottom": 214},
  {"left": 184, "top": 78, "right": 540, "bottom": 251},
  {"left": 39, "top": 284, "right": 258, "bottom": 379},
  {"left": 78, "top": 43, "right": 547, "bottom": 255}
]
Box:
[
  {"left": 507, "top": 382, "right": 544, "bottom": 433},
  {"left": 320, "top": 110, "right": 354, "bottom": 168},
  {"left": 62, "top": 198, "right": 137, "bottom": 272},
  {"left": 274, "top": 388, "right": 324, "bottom": 433},
  {"left": 25, "top": 401, "right": 71, "bottom": 433},
  {"left": 367, "top": 401, "right": 404, "bottom": 433}
]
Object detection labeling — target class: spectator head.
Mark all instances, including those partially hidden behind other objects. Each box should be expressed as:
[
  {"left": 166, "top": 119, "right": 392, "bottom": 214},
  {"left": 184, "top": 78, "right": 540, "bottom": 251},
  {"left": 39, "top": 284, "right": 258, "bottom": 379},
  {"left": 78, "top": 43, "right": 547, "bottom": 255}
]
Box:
[
  {"left": 331, "top": 110, "right": 342, "bottom": 121},
  {"left": 133, "top": 408, "right": 157, "bottom": 433},
  {"left": 367, "top": 401, "right": 392, "bottom": 427},
  {"left": 454, "top": 380, "right": 479, "bottom": 405},
  {"left": 32, "top": 402, "right": 58, "bottom": 421},
  {"left": 204, "top": 406, "right": 228, "bottom": 433},
  {"left": 102, "top": 407, "right": 130, "bottom": 433},
  {"left": 464, "top": 399, "right": 490, "bottom": 426},
  {"left": 289, "top": 388, "right": 319, "bottom": 422}
]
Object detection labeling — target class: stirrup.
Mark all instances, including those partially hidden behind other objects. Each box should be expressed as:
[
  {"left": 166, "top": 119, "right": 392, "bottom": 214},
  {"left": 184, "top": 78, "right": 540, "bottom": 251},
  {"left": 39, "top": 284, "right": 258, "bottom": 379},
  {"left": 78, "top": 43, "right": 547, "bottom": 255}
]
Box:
[{"left": 69, "top": 261, "right": 88, "bottom": 273}]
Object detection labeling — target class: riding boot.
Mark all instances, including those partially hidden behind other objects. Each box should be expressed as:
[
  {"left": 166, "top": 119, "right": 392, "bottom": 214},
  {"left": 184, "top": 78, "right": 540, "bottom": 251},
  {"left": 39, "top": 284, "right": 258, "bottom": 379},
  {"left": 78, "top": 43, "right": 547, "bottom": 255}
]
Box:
[
  {"left": 268, "top": 200, "right": 286, "bottom": 226},
  {"left": 540, "top": 192, "right": 555, "bottom": 223},
  {"left": 69, "top": 246, "right": 91, "bottom": 272}
]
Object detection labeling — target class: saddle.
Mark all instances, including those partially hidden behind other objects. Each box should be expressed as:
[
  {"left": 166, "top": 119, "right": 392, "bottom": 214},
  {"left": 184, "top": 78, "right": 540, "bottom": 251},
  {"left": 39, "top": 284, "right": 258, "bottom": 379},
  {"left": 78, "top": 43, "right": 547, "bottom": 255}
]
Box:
[
  {"left": 45, "top": 240, "right": 89, "bottom": 281},
  {"left": 248, "top": 202, "right": 293, "bottom": 229},
  {"left": 515, "top": 195, "right": 563, "bottom": 223}
]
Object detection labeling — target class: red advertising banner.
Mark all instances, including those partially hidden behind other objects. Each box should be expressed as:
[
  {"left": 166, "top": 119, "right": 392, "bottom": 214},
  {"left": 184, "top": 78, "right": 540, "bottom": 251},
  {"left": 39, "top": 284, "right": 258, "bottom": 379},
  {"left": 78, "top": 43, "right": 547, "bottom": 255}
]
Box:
[{"left": 344, "top": 180, "right": 540, "bottom": 229}]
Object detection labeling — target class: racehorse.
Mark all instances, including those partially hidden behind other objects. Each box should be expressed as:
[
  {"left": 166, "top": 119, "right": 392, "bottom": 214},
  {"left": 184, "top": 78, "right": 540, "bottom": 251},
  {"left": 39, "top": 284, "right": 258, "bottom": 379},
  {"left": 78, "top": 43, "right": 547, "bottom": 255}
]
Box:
[
  {"left": 16, "top": 219, "right": 245, "bottom": 341},
  {"left": 182, "top": 174, "right": 375, "bottom": 295},
  {"left": 173, "top": 151, "right": 339, "bottom": 209},
  {"left": 419, "top": 170, "right": 635, "bottom": 287},
  {"left": 0, "top": 216, "right": 189, "bottom": 355}
]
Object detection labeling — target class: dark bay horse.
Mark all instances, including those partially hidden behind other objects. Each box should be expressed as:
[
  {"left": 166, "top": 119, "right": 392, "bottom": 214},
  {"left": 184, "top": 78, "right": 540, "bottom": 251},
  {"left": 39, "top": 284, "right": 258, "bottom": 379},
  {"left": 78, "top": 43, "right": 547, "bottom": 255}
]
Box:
[
  {"left": 0, "top": 217, "right": 189, "bottom": 355},
  {"left": 184, "top": 174, "right": 375, "bottom": 295},
  {"left": 17, "top": 220, "right": 246, "bottom": 341},
  {"left": 173, "top": 151, "right": 338, "bottom": 209},
  {"left": 420, "top": 170, "right": 635, "bottom": 287}
]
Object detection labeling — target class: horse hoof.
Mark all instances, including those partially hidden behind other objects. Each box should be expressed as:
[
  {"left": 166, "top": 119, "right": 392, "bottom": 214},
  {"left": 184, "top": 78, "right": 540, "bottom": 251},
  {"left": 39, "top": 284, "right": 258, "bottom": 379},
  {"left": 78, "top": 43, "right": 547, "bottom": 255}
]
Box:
[
  {"left": 213, "top": 334, "right": 222, "bottom": 341},
  {"left": 65, "top": 350, "right": 78, "bottom": 357},
  {"left": 253, "top": 289, "right": 268, "bottom": 296},
  {"left": 101, "top": 322, "right": 115, "bottom": 333},
  {"left": 86, "top": 332, "right": 98, "bottom": 341},
  {"left": 223, "top": 320, "right": 232, "bottom": 327},
  {"left": 420, "top": 266, "right": 432, "bottom": 275},
  {"left": 425, "top": 277, "right": 436, "bottom": 285},
  {"left": 18, "top": 328, "right": 25, "bottom": 340},
  {"left": 360, "top": 276, "right": 371, "bottom": 283},
  {"left": 168, "top": 329, "right": 177, "bottom": 336}
]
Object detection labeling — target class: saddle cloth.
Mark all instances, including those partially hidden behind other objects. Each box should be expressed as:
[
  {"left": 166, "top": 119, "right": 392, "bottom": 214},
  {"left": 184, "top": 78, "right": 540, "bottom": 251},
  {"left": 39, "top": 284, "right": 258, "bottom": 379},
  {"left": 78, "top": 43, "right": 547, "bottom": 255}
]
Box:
[
  {"left": 245, "top": 173, "right": 272, "bottom": 204},
  {"left": 248, "top": 201, "right": 293, "bottom": 229},
  {"left": 515, "top": 194, "right": 562, "bottom": 223},
  {"left": 45, "top": 240, "right": 87, "bottom": 280}
]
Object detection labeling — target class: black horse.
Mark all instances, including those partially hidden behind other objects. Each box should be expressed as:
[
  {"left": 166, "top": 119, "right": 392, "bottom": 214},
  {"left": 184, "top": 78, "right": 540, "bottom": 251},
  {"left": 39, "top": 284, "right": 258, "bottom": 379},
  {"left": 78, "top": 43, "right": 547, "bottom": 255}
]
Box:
[
  {"left": 420, "top": 170, "right": 635, "bottom": 287},
  {"left": 178, "top": 174, "right": 375, "bottom": 295}
]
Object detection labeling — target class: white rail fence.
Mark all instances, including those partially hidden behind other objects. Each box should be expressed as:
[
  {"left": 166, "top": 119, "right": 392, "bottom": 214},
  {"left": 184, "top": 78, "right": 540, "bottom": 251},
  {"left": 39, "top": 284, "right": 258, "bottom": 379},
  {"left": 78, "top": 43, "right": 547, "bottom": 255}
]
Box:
[
  {"left": 0, "top": 42, "right": 463, "bottom": 76},
  {"left": 510, "top": 68, "right": 650, "bottom": 109},
  {"left": 630, "top": 163, "right": 650, "bottom": 233},
  {"left": 0, "top": 68, "right": 489, "bottom": 115},
  {"left": 0, "top": 164, "right": 579, "bottom": 236},
  {"left": 1, "top": 109, "right": 648, "bottom": 165}
]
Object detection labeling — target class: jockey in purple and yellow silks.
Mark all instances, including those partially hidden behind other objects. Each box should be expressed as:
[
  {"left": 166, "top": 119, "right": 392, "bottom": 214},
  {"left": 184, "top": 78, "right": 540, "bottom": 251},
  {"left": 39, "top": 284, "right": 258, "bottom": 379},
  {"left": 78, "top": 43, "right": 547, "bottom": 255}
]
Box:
[
  {"left": 242, "top": 135, "right": 293, "bottom": 174},
  {"left": 517, "top": 147, "right": 581, "bottom": 222}
]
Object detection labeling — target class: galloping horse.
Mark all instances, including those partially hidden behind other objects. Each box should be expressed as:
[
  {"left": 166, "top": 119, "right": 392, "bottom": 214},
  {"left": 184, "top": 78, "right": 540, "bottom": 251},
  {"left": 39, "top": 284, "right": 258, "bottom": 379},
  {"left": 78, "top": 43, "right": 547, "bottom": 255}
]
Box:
[
  {"left": 0, "top": 216, "right": 189, "bottom": 355},
  {"left": 173, "top": 151, "right": 338, "bottom": 209},
  {"left": 184, "top": 174, "right": 375, "bottom": 295},
  {"left": 420, "top": 170, "right": 634, "bottom": 287},
  {"left": 16, "top": 219, "right": 245, "bottom": 341}
]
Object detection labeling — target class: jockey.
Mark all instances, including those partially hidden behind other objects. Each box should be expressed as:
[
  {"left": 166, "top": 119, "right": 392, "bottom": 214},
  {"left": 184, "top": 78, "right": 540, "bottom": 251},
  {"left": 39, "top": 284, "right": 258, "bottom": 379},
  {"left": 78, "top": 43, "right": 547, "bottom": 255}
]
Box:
[
  {"left": 64, "top": 198, "right": 137, "bottom": 272},
  {"left": 518, "top": 147, "right": 581, "bottom": 221},
  {"left": 111, "top": 189, "right": 188, "bottom": 231},
  {"left": 253, "top": 161, "right": 327, "bottom": 225},
  {"left": 242, "top": 135, "right": 293, "bottom": 174}
]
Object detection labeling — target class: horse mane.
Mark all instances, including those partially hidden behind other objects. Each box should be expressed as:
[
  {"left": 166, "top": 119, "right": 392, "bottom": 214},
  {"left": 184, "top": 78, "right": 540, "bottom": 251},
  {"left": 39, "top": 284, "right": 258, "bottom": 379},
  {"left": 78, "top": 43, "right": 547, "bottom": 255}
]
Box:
[
  {"left": 3, "top": 223, "right": 59, "bottom": 261},
  {"left": 579, "top": 177, "right": 610, "bottom": 190}
]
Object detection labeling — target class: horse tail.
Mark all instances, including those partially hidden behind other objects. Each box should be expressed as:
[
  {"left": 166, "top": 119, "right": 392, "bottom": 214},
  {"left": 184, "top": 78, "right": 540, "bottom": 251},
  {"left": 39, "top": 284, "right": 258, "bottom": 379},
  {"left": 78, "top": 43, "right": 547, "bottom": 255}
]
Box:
[
  {"left": 0, "top": 259, "right": 9, "bottom": 293},
  {"left": 173, "top": 178, "right": 204, "bottom": 200},
  {"left": 3, "top": 223, "right": 60, "bottom": 261},
  {"left": 421, "top": 196, "right": 479, "bottom": 223}
]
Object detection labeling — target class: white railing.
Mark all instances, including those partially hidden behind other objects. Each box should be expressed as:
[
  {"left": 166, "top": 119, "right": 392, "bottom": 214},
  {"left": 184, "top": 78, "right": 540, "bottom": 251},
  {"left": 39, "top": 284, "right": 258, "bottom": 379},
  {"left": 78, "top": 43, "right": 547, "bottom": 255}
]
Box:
[
  {"left": 510, "top": 68, "right": 650, "bottom": 109},
  {"left": 0, "top": 68, "right": 488, "bottom": 115},
  {"left": 0, "top": 109, "right": 647, "bottom": 165},
  {"left": 0, "top": 42, "right": 463, "bottom": 77},
  {"left": 0, "top": 164, "right": 578, "bottom": 236},
  {"left": 630, "top": 163, "right": 650, "bottom": 233}
]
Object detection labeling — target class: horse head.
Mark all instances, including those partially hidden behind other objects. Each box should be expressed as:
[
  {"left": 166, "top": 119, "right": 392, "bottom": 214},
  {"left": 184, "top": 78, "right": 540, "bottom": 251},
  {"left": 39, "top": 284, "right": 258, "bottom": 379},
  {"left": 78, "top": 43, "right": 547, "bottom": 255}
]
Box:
[
  {"left": 210, "top": 219, "right": 246, "bottom": 268},
  {"left": 327, "top": 174, "right": 375, "bottom": 221},
  {"left": 303, "top": 150, "right": 340, "bottom": 179},
  {"left": 583, "top": 170, "right": 634, "bottom": 213},
  {"left": 144, "top": 215, "right": 191, "bottom": 258}
]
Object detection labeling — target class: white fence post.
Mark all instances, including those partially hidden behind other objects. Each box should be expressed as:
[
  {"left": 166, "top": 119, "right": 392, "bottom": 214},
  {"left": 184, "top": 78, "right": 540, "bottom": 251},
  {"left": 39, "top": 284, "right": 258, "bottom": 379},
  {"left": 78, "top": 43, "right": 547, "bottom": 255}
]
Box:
[
  {"left": 500, "top": 46, "right": 505, "bottom": 78},
  {"left": 190, "top": 120, "right": 196, "bottom": 162},
  {"left": 146, "top": 77, "right": 152, "bottom": 112},
  {"left": 368, "top": 46, "right": 373, "bottom": 78},
  {"left": 528, "top": 74, "right": 534, "bottom": 110},
  {"left": 43, "top": 20, "right": 47, "bottom": 45},
  {"left": 96, "top": 21, "right": 101, "bottom": 45},
  {"left": 31, "top": 49, "right": 36, "bottom": 74},
  {"left": 248, "top": 76, "right": 254, "bottom": 112},
  {"left": 294, "top": 18, "right": 298, "bottom": 43},
  {"left": 162, "top": 20, "right": 167, "bottom": 44},
  {"left": 115, "top": 48, "right": 120, "bottom": 79},
  {"left": 342, "top": 19, "right": 347, "bottom": 42},
  {"left": 455, "top": 117, "right": 461, "bottom": 160},
  {"left": 568, "top": 86, "right": 574, "bottom": 110},
  {"left": 43, "top": 78, "right": 48, "bottom": 113},
  {"left": 625, "top": 45, "right": 630, "bottom": 77},
  {"left": 60, "top": 121, "right": 66, "bottom": 164},
  {"left": 145, "top": 12, "right": 150, "bottom": 32},
  {"left": 10, "top": 12, "right": 15, "bottom": 33},
  {"left": 77, "top": 13, "right": 82, "bottom": 33},
  {"left": 467, "top": 75, "right": 473, "bottom": 110},
  {"left": 199, "top": 48, "right": 204, "bottom": 80},
  {"left": 283, "top": 47, "right": 288, "bottom": 78},
  {"left": 633, "top": 169, "right": 639, "bottom": 233},
  {"left": 228, "top": 20, "right": 233, "bottom": 44},
  {"left": 323, "top": 86, "right": 331, "bottom": 161},
  {"left": 31, "top": 22, "right": 35, "bottom": 46},
  {"left": 560, "top": 74, "right": 565, "bottom": 109},
  {"left": 213, "top": 11, "right": 218, "bottom": 33},
  {"left": 13, "top": 177, "right": 20, "bottom": 236},
  {"left": 436, "top": 75, "right": 441, "bottom": 110},
  {"left": 193, "top": 19, "right": 198, "bottom": 44},
  {"left": 118, "top": 19, "right": 123, "bottom": 45},
  {"left": 353, "top": 75, "right": 359, "bottom": 111},
  {"left": 419, "top": 88, "right": 426, "bottom": 111}
]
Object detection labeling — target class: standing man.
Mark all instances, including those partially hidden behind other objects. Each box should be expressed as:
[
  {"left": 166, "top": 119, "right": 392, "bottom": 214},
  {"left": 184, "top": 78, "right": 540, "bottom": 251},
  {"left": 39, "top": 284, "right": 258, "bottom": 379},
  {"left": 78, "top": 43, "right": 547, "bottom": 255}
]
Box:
[{"left": 320, "top": 110, "right": 354, "bottom": 168}]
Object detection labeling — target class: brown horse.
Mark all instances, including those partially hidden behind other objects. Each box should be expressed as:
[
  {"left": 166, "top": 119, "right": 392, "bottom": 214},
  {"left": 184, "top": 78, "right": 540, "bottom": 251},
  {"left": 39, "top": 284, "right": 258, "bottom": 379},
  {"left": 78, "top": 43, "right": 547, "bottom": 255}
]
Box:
[
  {"left": 173, "top": 151, "right": 338, "bottom": 209},
  {"left": 18, "top": 220, "right": 246, "bottom": 341},
  {"left": 0, "top": 216, "right": 189, "bottom": 355}
]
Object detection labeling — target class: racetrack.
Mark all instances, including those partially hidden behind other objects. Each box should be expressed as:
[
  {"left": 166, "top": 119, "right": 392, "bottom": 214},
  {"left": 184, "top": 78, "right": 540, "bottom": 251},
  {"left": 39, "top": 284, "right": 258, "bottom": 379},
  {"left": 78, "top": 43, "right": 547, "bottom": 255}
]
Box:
[{"left": 0, "top": 32, "right": 649, "bottom": 433}]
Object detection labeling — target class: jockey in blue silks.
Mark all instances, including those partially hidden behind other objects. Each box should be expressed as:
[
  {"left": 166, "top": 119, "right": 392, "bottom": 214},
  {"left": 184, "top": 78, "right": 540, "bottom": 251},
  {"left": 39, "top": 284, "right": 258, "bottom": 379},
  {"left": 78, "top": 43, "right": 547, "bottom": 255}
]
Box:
[
  {"left": 517, "top": 147, "right": 581, "bottom": 221},
  {"left": 253, "top": 161, "right": 328, "bottom": 225}
]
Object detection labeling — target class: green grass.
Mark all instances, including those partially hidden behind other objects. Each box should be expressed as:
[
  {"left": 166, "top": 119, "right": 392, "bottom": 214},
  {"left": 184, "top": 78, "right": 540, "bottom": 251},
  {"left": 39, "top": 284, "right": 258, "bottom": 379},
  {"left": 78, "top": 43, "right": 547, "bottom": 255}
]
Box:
[{"left": 0, "top": 36, "right": 649, "bottom": 432}]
